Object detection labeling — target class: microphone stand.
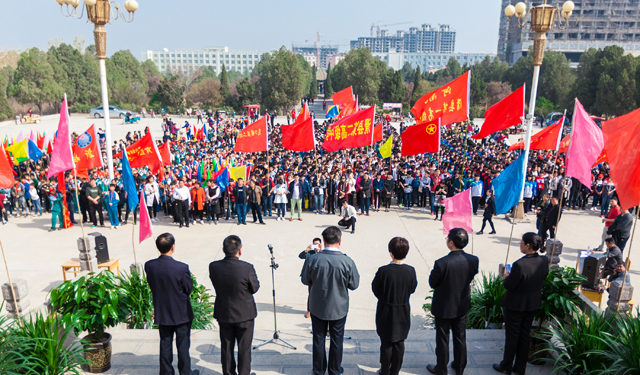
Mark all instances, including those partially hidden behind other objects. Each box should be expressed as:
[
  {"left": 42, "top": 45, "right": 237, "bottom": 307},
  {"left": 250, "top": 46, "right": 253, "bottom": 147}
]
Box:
[{"left": 253, "top": 245, "right": 297, "bottom": 350}]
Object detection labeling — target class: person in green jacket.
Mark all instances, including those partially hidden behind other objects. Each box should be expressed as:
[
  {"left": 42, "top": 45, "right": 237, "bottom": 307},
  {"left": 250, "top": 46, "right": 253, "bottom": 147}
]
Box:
[{"left": 49, "top": 187, "right": 63, "bottom": 232}]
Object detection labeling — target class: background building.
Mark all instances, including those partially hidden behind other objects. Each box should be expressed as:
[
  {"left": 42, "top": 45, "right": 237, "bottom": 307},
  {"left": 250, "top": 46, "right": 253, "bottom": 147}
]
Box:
[
  {"left": 350, "top": 24, "right": 456, "bottom": 53},
  {"left": 141, "top": 47, "right": 264, "bottom": 75},
  {"left": 498, "top": 0, "right": 640, "bottom": 66},
  {"left": 292, "top": 45, "right": 339, "bottom": 69},
  {"left": 373, "top": 51, "right": 496, "bottom": 71}
]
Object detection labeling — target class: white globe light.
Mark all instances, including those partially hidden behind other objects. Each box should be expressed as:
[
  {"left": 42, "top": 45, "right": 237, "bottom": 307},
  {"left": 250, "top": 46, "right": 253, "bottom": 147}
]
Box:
[
  {"left": 85, "top": 0, "right": 97, "bottom": 6},
  {"left": 563, "top": 1, "right": 575, "bottom": 12},
  {"left": 505, "top": 5, "right": 516, "bottom": 17},
  {"left": 515, "top": 2, "right": 527, "bottom": 15},
  {"left": 124, "top": 0, "right": 138, "bottom": 12}
]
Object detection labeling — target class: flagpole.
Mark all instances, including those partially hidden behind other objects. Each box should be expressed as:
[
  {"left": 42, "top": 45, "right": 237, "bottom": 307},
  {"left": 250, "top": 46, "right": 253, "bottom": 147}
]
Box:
[
  {"left": 73, "top": 168, "right": 92, "bottom": 273},
  {"left": 616, "top": 207, "right": 638, "bottom": 311},
  {"left": 0, "top": 235, "right": 23, "bottom": 325},
  {"left": 503, "top": 215, "right": 517, "bottom": 277},
  {"left": 132, "top": 219, "right": 138, "bottom": 270},
  {"left": 548, "top": 185, "right": 565, "bottom": 265}
]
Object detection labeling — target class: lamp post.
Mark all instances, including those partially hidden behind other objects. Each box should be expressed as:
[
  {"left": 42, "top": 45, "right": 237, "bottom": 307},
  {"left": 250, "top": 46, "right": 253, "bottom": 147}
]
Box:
[
  {"left": 56, "top": 0, "right": 138, "bottom": 181},
  {"left": 504, "top": 0, "right": 574, "bottom": 219}
]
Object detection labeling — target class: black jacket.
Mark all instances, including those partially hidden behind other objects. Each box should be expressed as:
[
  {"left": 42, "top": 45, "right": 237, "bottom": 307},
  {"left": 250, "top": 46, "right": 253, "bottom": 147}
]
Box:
[
  {"left": 360, "top": 178, "right": 372, "bottom": 199},
  {"left": 372, "top": 264, "right": 417, "bottom": 342},
  {"left": 483, "top": 196, "right": 496, "bottom": 218},
  {"left": 502, "top": 253, "right": 549, "bottom": 312},
  {"left": 209, "top": 256, "right": 260, "bottom": 324},
  {"left": 326, "top": 178, "right": 337, "bottom": 196},
  {"left": 543, "top": 204, "right": 561, "bottom": 227},
  {"left": 145, "top": 255, "right": 194, "bottom": 326},
  {"left": 429, "top": 251, "right": 479, "bottom": 319},
  {"left": 233, "top": 185, "right": 248, "bottom": 205},
  {"left": 607, "top": 212, "right": 633, "bottom": 243},
  {"left": 605, "top": 245, "right": 623, "bottom": 271},
  {"left": 383, "top": 179, "right": 395, "bottom": 196}
]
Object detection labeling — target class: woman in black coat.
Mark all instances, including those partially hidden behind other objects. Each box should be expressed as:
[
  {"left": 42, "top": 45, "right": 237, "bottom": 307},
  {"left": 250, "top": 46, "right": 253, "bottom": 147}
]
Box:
[
  {"left": 493, "top": 232, "right": 549, "bottom": 375},
  {"left": 477, "top": 189, "right": 496, "bottom": 235}
]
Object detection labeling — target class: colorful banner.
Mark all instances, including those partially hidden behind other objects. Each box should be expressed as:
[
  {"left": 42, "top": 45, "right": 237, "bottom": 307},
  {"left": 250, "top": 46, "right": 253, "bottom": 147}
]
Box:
[
  {"left": 472, "top": 85, "right": 525, "bottom": 139},
  {"left": 401, "top": 119, "right": 441, "bottom": 156},
  {"left": 73, "top": 124, "right": 103, "bottom": 171},
  {"left": 323, "top": 106, "right": 375, "bottom": 152},
  {"left": 117, "top": 132, "right": 162, "bottom": 169},
  {"left": 332, "top": 86, "right": 354, "bottom": 107},
  {"left": 234, "top": 117, "right": 268, "bottom": 153},
  {"left": 411, "top": 71, "right": 470, "bottom": 126}
]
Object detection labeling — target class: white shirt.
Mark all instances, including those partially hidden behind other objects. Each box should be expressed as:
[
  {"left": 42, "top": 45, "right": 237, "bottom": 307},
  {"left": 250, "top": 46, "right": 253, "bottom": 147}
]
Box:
[
  {"left": 173, "top": 186, "right": 191, "bottom": 204},
  {"left": 341, "top": 204, "right": 358, "bottom": 220}
]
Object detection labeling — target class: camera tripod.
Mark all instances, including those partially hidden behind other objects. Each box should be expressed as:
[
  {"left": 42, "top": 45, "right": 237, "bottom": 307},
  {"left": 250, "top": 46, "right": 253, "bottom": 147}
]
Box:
[{"left": 253, "top": 244, "right": 297, "bottom": 350}]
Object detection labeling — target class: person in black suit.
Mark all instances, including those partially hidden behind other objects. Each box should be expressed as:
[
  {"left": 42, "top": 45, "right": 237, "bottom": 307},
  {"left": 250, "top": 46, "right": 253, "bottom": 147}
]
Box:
[
  {"left": 372, "top": 237, "right": 418, "bottom": 375},
  {"left": 607, "top": 209, "right": 633, "bottom": 251},
  {"left": 145, "top": 233, "right": 199, "bottom": 375},
  {"left": 493, "top": 232, "right": 549, "bottom": 375},
  {"left": 540, "top": 196, "right": 561, "bottom": 240},
  {"left": 477, "top": 189, "right": 496, "bottom": 235},
  {"left": 427, "top": 228, "right": 479, "bottom": 375},
  {"left": 209, "top": 235, "right": 260, "bottom": 375}
]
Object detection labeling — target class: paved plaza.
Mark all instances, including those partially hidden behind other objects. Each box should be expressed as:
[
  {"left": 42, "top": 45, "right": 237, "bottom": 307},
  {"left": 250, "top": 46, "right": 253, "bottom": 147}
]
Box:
[{"left": 0, "top": 113, "right": 636, "bottom": 374}]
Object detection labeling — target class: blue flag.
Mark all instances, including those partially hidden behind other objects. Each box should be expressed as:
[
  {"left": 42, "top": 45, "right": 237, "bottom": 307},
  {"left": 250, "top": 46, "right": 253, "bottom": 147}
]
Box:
[
  {"left": 216, "top": 167, "right": 229, "bottom": 193},
  {"left": 326, "top": 105, "right": 339, "bottom": 119},
  {"left": 27, "top": 139, "right": 43, "bottom": 162},
  {"left": 121, "top": 147, "right": 139, "bottom": 209},
  {"left": 492, "top": 154, "right": 525, "bottom": 215}
]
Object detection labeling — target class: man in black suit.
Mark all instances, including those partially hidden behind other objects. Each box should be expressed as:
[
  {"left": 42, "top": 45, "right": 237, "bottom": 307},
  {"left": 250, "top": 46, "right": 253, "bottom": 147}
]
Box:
[
  {"left": 427, "top": 228, "right": 479, "bottom": 375},
  {"left": 372, "top": 237, "right": 418, "bottom": 375},
  {"left": 607, "top": 208, "right": 633, "bottom": 251},
  {"left": 145, "top": 233, "right": 199, "bottom": 375},
  {"left": 540, "top": 196, "right": 561, "bottom": 241},
  {"left": 209, "top": 235, "right": 260, "bottom": 375}
]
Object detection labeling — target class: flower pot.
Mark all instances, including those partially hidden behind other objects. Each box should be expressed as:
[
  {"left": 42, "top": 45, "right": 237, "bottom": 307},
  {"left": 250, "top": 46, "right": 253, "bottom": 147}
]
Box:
[{"left": 81, "top": 332, "right": 112, "bottom": 373}]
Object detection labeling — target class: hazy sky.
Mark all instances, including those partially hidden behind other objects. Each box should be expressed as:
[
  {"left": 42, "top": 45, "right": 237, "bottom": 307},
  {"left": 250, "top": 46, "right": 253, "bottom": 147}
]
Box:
[{"left": 1, "top": 0, "right": 502, "bottom": 58}]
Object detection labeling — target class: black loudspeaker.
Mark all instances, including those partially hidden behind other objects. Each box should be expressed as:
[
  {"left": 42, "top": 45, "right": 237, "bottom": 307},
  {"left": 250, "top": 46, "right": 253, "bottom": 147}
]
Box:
[
  {"left": 89, "top": 233, "right": 110, "bottom": 264},
  {"left": 582, "top": 253, "right": 606, "bottom": 288}
]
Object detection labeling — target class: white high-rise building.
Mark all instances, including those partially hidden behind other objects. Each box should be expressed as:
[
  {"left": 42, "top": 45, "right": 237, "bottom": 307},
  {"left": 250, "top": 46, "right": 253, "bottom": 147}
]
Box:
[{"left": 141, "top": 47, "right": 265, "bottom": 75}]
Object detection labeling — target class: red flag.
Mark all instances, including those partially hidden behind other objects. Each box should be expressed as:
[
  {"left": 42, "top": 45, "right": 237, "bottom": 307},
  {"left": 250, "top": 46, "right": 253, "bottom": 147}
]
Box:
[
  {"left": 117, "top": 132, "right": 162, "bottom": 169},
  {"left": 472, "top": 85, "right": 525, "bottom": 139},
  {"left": 323, "top": 106, "right": 375, "bottom": 152},
  {"left": 593, "top": 149, "right": 608, "bottom": 167},
  {"left": 602, "top": 106, "right": 640, "bottom": 209},
  {"left": 297, "top": 103, "right": 310, "bottom": 122},
  {"left": 508, "top": 117, "right": 564, "bottom": 151},
  {"left": 411, "top": 71, "right": 470, "bottom": 126},
  {"left": 566, "top": 99, "right": 604, "bottom": 188},
  {"left": 401, "top": 119, "right": 441, "bottom": 156},
  {"left": 159, "top": 141, "right": 172, "bottom": 166},
  {"left": 234, "top": 117, "right": 268, "bottom": 153},
  {"left": 37, "top": 133, "right": 44, "bottom": 150},
  {"left": 57, "top": 173, "right": 72, "bottom": 229},
  {"left": 139, "top": 189, "right": 153, "bottom": 243},
  {"left": 0, "top": 144, "right": 14, "bottom": 189},
  {"left": 373, "top": 124, "right": 383, "bottom": 143},
  {"left": 338, "top": 100, "right": 358, "bottom": 119},
  {"left": 558, "top": 135, "right": 570, "bottom": 153},
  {"left": 282, "top": 117, "right": 315, "bottom": 152},
  {"left": 72, "top": 125, "right": 103, "bottom": 171},
  {"left": 332, "top": 86, "right": 354, "bottom": 107}
]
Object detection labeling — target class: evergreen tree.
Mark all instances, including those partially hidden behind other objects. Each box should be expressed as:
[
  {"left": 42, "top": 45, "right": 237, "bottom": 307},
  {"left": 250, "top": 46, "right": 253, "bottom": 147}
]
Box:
[
  {"left": 410, "top": 66, "right": 422, "bottom": 105},
  {"left": 324, "top": 63, "right": 334, "bottom": 97},
  {"left": 219, "top": 64, "right": 231, "bottom": 104},
  {"left": 309, "top": 65, "right": 318, "bottom": 98}
]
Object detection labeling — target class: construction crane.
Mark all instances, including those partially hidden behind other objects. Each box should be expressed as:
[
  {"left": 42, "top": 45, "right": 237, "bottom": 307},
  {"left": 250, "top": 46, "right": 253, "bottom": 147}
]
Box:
[
  {"left": 370, "top": 21, "right": 412, "bottom": 38},
  {"left": 305, "top": 30, "right": 347, "bottom": 67}
]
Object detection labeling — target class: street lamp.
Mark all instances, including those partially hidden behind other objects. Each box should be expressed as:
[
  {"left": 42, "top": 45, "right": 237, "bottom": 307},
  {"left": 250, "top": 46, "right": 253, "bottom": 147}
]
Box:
[
  {"left": 56, "top": 0, "right": 138, "bottom": 181},
  {"left": 504, "top": 0, "right": 574, "bottom": 219}
]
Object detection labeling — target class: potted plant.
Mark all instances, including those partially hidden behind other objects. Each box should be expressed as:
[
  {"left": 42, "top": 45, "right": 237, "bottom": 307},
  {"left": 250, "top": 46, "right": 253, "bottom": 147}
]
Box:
[
  {"left": 118, "top": 268, "right": 154, "bottom": 329},
  {"left": 49, "top": 271, "right": 127, "bottom": 373}
]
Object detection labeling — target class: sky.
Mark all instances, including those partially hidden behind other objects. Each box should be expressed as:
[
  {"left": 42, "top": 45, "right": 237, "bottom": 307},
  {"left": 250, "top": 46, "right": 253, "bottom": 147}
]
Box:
[{"left": 1, "top": 0, "right": 502, "bottom": 58}]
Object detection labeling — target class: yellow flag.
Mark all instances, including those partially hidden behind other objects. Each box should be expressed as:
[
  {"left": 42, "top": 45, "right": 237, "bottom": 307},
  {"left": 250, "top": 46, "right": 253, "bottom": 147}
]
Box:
[
  {"left": 229, "top": 166, "right": 247, "bottom": 181},
  {"left": 379, "top": 135, "right": 393, "bottom": 159}
]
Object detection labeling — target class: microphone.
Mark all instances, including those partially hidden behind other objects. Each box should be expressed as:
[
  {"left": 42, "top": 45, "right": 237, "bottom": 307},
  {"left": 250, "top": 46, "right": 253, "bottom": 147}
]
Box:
[{"left": 268, "top": 244, "right": 273, "bottom": 254}]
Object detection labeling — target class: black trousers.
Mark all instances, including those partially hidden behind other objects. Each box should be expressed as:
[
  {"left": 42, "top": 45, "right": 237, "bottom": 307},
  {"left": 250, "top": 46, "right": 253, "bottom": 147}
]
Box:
[
  {"left": 501, "top": 309, "right": 537, "bottom": 374},
  {"left": 472, "top": 196, "right": 481, "bottom": 214},
  {"left": 380, "top": 339, "right": 405, "bottom": 375},
  {"left": 176, "top": 200, "right": 189, "bottom": 226},
  {"left": 540, "top": 224, "right": 555, "bottom": 240},
  {"left": 434, "top": 315, "right": 467, "bottom": 375},
  {"left": 480, "top": 217, "right": 495, "bottom": 232},
  {"left": 327, "top": 195, "right": 335, "bottom": 214},
  {"left": 218, "top": 319, "right": 254, "bottom": 375},
  {"left": 88, "top": 202, "right": 104, "bottom": 226},
  {"left": 249, "top": 202, "right": 263, "bottom": 223},
  {"left": 80, "top": 198, "right": 89, "bottom": 222},
  {"left": 159, "top": 321, "right": 192, "bottom": 375},
  {"left": 311, "top": 314, "right": 346, "bottom": 375},
  {"left": 338, "top": 218, "right": 356, "bottom": 231}
]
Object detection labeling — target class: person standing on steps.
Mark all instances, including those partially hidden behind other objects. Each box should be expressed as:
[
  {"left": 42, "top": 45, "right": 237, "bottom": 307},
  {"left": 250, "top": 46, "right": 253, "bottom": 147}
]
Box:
[{"left": 427, "top": 228, "right": 479, "bottom": 375}]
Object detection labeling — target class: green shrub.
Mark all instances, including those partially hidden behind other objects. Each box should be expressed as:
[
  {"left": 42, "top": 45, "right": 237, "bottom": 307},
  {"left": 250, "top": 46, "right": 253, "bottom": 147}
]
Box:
[
  {"left": 535, "top": 266, "right": 586, "bottom": 328},
  {"left": 0, "top": 305, "right": 40, "bottom": 374},
  {"left": 466, "top": 272, "right": 506, "bottom": 329},
  {"left": 68, "top": 103, "right": 93, "bottom": 113},
  {"left": 190, "top": 277, "right": 215, "bottom": 330},
  {"left": 592, "top": 309, "right": 640, "bottom": 375},
  {"left": 119, "top": 268, "right": 154, "bottom": 329}
]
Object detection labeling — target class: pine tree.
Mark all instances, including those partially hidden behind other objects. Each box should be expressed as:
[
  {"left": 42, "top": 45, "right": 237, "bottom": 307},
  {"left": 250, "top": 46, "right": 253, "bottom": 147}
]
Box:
[
  {"left": 219, "top": 64, "right": 231, "bottom": 104},
  {"left": 324, "top": 63, "right": 334, "bottom": 98},
  {"left": 410, "top": 65, "right": 422, "bottom": 105}
]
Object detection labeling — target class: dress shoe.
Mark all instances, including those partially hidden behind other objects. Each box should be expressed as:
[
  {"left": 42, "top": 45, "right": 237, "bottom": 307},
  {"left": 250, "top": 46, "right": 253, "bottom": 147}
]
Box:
[
  {"left": 192, "top": 370, "right": 200, "bottom": 375},
  {"left": 489, "top": 231, "right": 496, "bottom": 234},
  {"left": 492, "top": 363, "right": 511, "bottom": 374},
  {"left": 426, "top": 364, "right": 438, "bottom": 374},
  {"left": 476, "top": 231, "right": 484, "bottom": 235}
]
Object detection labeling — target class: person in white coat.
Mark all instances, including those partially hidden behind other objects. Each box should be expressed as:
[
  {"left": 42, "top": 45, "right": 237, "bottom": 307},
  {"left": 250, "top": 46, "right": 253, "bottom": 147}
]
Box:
[
  {"left": 145, "top": 176, "right": 161, "bottom": 223},
  {"left": 273, "top": 178, "right": 289, "bottom": 221}
]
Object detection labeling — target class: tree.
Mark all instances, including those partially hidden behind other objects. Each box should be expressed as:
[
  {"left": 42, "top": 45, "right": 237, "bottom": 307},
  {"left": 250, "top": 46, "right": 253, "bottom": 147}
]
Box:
[
  {"left": 410, "top": 66, "right": 422, "bottom": 105},
  {"left": 47, "top": 43, "right": 100, "bottom": 107},
  {"left": 192, "top": 66, "right": 217, "bottom": 84},
  {"left": 332, "top": 47, "right": 384, "bottom": 105},
  {"left": 156, "top": 75, "right": 184, "bottom": 112},
  {"left": 235, "top": 76, "right": 259, "bottom": 109},
  {"left": 485, "top": 81, "right": 512, "bottom": 107},
  {"left": 324, "top": 63, "right": 334, "bottom": 97},
  {"left": 0, "top": 66, "right": 14, "bottom": 121},
  {"left": 445, "top": 58, "right": 463, "bottom": 79},
  {"left": 106, "top": 50, "right": 148, "bottom": 106},
  {"left": 141, "top": 59, "right": 163, "bottom": 99},
  {"left": 536, "top": 96, "right": 555, "bottom": 116},
  {"left": 258, "top": 46, "right": 311, "bottom": 111},
  {"left": 470, "top": 76, "right": 487, "bottom": 107},
  {"left": 219, "top": 64, "right": 231, "bottom": 103},
  {"left": 401, "top": 62, "right": 415, "bottom": 83},
  {"left": 10, "top": 48, "right": 63, "bottom": 114},
  {"left": 309, "top": 65, "right": 318, "bottom": 98},
  {"left": 379, "top": 68, "right": 406, "bottom": 104},
  {"left": 185, "top": 78, "right": 222, "bottom": 109}
]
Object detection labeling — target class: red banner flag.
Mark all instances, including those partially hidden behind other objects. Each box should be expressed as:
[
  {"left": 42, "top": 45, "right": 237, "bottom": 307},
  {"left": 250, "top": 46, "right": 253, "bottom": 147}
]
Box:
[
  {"left": 57, "top": 173, "right": 72, "bottom": 229},
  {"left": 602, "top": 106, "right": 640, "bottom": 209},
  {"left": 593, "top": 149, "right": 608, "bottom": 167},
  {"left": 332, "top": 86, "right": 354, "bottom": 107},
  {"left": 297, "top": 103, "right": 310, "bottom": 122},
  {"left": 0, "top": 144, "right": 14, "bottom": 189},
  {"left": 558, "top": 135, "right": 570, "bottom": 153},
  {"left": 508, "top": 116, "right": 564, "bottom": 152},
  {"left": 117, "top": 132, "right": 162, "bottom": 169},
  {"left": 338, "top": 100, "right": 358, "bottom": 119},
  {"left": 234, "top": 117, "right": 268, "bottom": 153},
  {"left": 72, "top": 125, "right": 103, "bottom": 171},
  {"left": 323, "top": 106, "right": 375, "bottom": 152},
  {"left": 159, "top": 141, "right": 172, "bottom": 166},
  {"left": 472, "top": 85, "right": 525, "bottom": 139},
  {"left": 282, "top": 117, "right": 315, "bottom": 152},
  {"left": 401, "top": 119, "right": 441, "bottom": 156},
  {"left": 373, "top": 124, "right": 383, "bottom": 143},
  {"left": 411, "top": 71, "right": 470, "bottom": 126}
]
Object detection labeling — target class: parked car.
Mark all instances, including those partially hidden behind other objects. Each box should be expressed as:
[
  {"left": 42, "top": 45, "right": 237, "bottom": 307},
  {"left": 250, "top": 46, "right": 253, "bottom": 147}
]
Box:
[{"left": 89, "top": 106, "right": 129, "bottom": 119}]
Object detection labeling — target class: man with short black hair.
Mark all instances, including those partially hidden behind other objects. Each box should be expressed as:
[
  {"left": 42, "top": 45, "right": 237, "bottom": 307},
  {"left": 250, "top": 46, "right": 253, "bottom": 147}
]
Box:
[
  {"left": 209, "top": 235, "right": 260, "bottom": 375},
  {"left": 603, "top": 238, "right": 623, "bottom": 278},
  {"left": 338, "top": 200, "right": 357, "bottom": 234},
  {"left": 372, "top": 237, "right": 417, "bottom": 375},
  {"left": 145, "top": 233, "right": 199, "bottom": 375},
  {"left": 427, "top": 228, "right": 479, "bottom": 375},
  {"left": 301, "top": 226, "right": 360, "bottom": 375}
]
